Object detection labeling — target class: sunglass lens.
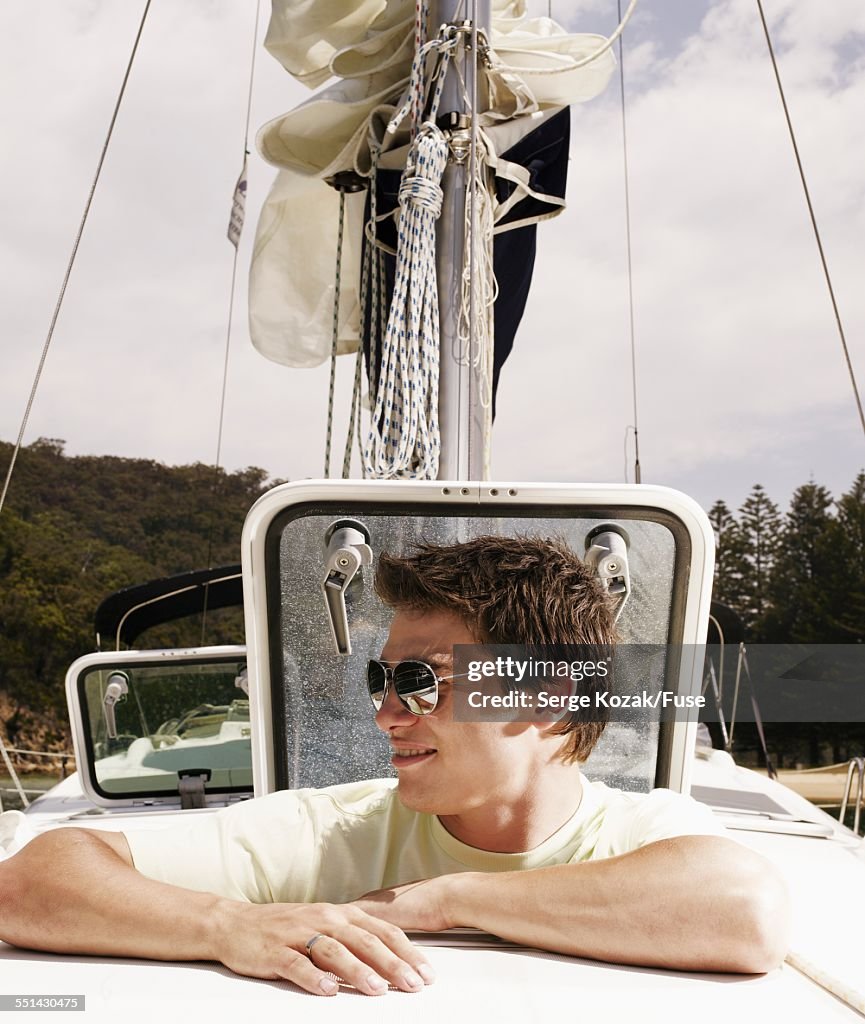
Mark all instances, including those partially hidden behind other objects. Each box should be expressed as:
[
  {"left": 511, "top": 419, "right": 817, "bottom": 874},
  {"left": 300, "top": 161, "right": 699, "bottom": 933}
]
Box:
[
  {"left": 394, "top": 660, "right": 438, "bottom": 716},
  {"left": 367, "top": 660, "right": 387, "bottom": 711}
]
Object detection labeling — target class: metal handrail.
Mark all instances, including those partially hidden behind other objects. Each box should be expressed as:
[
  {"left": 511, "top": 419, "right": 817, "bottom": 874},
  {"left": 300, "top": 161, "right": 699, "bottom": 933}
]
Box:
[
  {"left": 839, "top": 757, "right": 865, "bottom": 836},
  {"left": 4, "top": 747, "right": 74, "bottom": 758},
  {"left": 2, "top": 747, "right": 75, "bottom": 779}
]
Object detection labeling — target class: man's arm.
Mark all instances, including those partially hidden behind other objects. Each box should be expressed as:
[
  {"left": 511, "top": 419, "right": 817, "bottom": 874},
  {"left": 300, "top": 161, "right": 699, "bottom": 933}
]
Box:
[
  {"left": 0, "top": 828, "right": 433, "bottom": 996},
  {"left": 354, "top": 836, "right": 790, "bottom": 973}
]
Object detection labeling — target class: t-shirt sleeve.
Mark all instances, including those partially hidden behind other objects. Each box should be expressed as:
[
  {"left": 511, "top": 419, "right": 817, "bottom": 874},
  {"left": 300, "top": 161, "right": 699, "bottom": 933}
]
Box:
[
  {"left": 123, "top": 790, "right": 316, "bottom": 903},
  {"left": 591, "top": 787, "right": 725, "bottom": 859}
]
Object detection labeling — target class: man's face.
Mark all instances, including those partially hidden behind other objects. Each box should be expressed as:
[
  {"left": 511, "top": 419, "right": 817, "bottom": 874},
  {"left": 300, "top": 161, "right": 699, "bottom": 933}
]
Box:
[{"left": 375, "top": 608, "right": 542, "bottom": 820}]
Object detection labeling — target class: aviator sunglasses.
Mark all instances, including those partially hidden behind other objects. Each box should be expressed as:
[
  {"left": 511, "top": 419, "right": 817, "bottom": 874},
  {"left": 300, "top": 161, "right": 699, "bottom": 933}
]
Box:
[{"left": 367, "top": 659, "right": 455, "bottom": 716}]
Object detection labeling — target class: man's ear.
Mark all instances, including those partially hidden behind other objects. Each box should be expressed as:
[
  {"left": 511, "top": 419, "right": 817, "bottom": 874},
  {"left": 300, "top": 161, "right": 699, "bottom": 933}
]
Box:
[{"left": 528, "top": 673, "right": 576, "bottom": 730}]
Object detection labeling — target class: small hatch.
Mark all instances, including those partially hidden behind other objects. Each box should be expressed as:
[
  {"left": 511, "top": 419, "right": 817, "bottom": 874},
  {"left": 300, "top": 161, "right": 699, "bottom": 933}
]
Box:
[{"left": 66, "top": 646, "right": 252, "bottom": 809}]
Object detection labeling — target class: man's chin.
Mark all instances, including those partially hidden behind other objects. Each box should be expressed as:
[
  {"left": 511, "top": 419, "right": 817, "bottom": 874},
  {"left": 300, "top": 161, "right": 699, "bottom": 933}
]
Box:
[{"left": 395, "top": 777, "right": 446, "bottom": 815}]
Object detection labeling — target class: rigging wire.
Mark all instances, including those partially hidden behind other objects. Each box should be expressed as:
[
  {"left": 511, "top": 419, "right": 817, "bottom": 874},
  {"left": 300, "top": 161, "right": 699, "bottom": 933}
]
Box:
[
  {"left": 755, "top": 0, "right": 865, "bottom": 443},
  {"left": 201, "top": 0, "right": 262, "bottom": 644},
  {"left": 0, "top": 0, "right": 153, "bottom": 519},
  {"left": 617, "top": 0, "right": 641, "bottom": 483}
]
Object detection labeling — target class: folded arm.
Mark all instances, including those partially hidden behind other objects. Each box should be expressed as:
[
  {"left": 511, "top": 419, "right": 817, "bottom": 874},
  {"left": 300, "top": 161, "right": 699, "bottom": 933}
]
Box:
[
  {"left": 354, "top": 835, "right": 791, "bottom": 974},
  {"left": 0, "top": 828, "right": 432, "bottom": 996}
]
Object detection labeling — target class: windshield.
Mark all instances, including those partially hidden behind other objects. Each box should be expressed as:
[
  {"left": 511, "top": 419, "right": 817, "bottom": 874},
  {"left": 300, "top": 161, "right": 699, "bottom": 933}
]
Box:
[
  {"left": 81, "top": 659, "right": 252, "bottom": 797},
  {"left": 272, "top": 510, "right": 678, "bottom": 793}
]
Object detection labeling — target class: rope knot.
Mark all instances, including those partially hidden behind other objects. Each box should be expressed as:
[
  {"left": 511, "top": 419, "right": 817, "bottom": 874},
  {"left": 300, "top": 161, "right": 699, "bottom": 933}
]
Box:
[{"left": 398, "top": 174, "right": 443, "bottom": 217}]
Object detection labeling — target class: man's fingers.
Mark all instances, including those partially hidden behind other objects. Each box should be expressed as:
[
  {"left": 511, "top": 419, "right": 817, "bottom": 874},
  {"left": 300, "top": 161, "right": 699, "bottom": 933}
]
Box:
[
  {"left": 336, "top": 925, "right": 428, "bottom": 992},
  {"left": 303, "top": 934, "right": 393, "bottom": 995},
  {"left": 276, "top": 948, "right": 340, "bottom": 996},
  {"left": 356, "top": 915, "right": 437, "bottom": 985},
  {"left": 221, "top": 903, "right": 434, "bottom": 995}
]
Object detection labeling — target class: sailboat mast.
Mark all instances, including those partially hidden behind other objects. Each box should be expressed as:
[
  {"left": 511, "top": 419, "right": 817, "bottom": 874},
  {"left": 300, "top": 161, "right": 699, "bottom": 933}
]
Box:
[{"left": 433, "top": 0, "right": 491, "bottom": 481}]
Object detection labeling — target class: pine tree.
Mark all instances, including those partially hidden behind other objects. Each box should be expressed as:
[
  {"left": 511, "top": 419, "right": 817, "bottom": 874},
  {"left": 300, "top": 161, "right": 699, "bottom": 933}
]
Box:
[
  {"left": 737, "top": 485, "right": 781, "bottom": 637},
  {"left": 707, "top": 499, "right": 749, "bottom": 612},
  {"left": 764, "top": 482, "right": 835, "bottom": 641},
  {"left": 828, "top": 471, "right": 865, "bottom": 641}
]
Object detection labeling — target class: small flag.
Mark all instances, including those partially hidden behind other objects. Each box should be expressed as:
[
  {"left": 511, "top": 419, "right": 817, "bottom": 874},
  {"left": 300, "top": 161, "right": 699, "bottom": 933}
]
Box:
[{"left": 227, "top": 156, "right": 248, "bottom": 248}]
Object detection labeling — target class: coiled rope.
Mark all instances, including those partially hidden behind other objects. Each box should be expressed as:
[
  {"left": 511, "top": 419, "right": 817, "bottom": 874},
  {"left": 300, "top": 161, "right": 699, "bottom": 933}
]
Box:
[
  {"left": 363, "top": 123, "right": 449, "bottom": 478},
  {"left": 362, "top": 15, "right": 457, "bottom": 479}
]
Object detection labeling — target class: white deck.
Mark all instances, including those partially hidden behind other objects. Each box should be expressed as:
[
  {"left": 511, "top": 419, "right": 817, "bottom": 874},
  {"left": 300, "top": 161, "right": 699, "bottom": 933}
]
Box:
[{"left": 1, "top": 939, "right": 860, "bottom": 1023}]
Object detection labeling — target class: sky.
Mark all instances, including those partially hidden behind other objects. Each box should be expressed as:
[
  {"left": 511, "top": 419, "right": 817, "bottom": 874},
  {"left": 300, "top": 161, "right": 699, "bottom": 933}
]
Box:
[{"left": 1, "top": 0, "right": 864, "bottom": 514}]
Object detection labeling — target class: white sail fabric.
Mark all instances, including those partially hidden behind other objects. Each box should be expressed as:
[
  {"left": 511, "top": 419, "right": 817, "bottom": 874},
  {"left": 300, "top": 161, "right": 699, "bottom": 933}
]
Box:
[
  {"left": 259, "top": 6, "right": 614, "bottom": 177},
  {"left": 263, "top": 0, "right": 398, "bottom": 88},
  {"left": 250, "top": 171, "right": 365, "bottom": 368},
  {"left": 258, "top": 67, "right": 410, "bottom": 180},
  {"left": 249, "top": 0, "right": 617, "bottom": 369}
]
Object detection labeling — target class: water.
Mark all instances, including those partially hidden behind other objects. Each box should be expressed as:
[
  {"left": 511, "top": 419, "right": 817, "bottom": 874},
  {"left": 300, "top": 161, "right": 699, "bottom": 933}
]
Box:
[{"left": 0, "top": 772, "right": 59, "bottom": 812}]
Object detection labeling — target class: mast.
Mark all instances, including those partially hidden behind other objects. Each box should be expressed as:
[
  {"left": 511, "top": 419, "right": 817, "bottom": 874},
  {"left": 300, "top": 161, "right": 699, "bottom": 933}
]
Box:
[{"left": 432, "top": 0, "right": 492, "bottom": 480}]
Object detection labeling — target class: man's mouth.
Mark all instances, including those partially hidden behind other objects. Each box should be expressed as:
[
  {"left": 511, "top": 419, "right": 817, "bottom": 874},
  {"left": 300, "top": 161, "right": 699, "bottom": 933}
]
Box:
[{"left": 391, "top": 744, "right": 437, "bottom": 767}]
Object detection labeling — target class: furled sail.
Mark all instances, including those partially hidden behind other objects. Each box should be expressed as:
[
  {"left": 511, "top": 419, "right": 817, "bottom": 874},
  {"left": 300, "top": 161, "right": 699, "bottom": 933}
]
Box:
[{"left": 249, "top": 0, "right": 616, "bottom": 372}]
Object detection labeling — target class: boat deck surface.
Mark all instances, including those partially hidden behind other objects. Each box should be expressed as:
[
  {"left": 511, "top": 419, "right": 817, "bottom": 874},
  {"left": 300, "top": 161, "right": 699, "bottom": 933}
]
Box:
[{"left": 1, "top": 938, "right": 861, "bottom": 1024}]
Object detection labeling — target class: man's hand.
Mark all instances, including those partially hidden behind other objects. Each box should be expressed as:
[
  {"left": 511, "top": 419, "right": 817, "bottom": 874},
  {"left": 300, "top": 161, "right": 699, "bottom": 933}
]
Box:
[
  {"left": 353, "top": 876, "right": 456, "bottom": 933},
  {"left": 215, "top": 900, "right": 435, "bottom": 996},
  {"left": 0, "top": 830, "right": 434, "bottom": 998},
  {"left": 356, "top": 837, "right": 790, "bottom": 974}
]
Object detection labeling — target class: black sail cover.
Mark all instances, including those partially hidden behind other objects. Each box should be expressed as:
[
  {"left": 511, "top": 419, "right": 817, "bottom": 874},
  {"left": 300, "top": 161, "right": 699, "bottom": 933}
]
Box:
[{"left": 363, "top": 107, "right": 570, "bottom": 416}]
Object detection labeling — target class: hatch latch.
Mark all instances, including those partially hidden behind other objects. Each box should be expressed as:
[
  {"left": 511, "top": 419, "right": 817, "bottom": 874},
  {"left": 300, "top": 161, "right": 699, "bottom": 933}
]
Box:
[
  {"left": 177, "top": 768, "right": 212, "bottom": 810},
  {"left": 322, "top": 519, "right": 372, "bottom": 655},
  {"left": 585, "top": 525, "right": 631, "bottom": 622}
]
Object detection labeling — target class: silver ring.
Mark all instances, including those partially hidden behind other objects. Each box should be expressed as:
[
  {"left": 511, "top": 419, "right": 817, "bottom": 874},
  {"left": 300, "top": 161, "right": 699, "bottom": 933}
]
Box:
[{"left": 305, "top": 933, "right": 327, "bottom": 956}]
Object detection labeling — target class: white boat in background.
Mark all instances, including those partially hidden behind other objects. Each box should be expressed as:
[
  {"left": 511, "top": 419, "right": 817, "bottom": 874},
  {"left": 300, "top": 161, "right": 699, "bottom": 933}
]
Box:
[{"left": 1, "top": 1, "right": 864, "bottom": 1021}]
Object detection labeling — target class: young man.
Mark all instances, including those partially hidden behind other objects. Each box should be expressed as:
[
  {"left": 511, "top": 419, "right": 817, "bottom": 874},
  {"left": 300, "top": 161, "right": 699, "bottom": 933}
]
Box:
[{"left": 0, "top": 537, "right": 789, "bottom": 997}]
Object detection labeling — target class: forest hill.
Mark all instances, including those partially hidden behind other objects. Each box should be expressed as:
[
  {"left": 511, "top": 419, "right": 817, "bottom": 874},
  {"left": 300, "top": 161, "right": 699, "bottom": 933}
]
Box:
[{"left": 0, "top": 438, "right": 276, "bottom": 759}]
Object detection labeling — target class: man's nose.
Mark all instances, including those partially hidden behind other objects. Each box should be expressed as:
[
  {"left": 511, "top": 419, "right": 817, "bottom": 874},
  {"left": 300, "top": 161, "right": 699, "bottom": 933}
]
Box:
[{"left": 374, "top": 684, "right": 415, "bottom": 732}]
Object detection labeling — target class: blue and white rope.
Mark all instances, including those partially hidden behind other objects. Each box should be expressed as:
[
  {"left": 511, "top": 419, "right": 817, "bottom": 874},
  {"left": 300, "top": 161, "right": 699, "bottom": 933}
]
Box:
[
  {"left": 388, "top": 31, "right": 457, "bottom": 138},
  {"left": 363, "top": 123, "right": 449, "bottom": 479},
  {"left": 409, "top": 0, "right": 430, "bottom": 137}
]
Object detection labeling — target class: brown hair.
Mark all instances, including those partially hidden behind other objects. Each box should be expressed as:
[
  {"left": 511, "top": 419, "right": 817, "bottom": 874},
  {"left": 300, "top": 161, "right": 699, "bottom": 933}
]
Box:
[{"left": 374, "top": 535, "right": 616, "bottom": 762}]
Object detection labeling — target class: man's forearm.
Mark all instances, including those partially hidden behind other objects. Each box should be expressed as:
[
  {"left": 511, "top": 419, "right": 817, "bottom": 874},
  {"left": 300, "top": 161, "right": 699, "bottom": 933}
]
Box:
[
  {"left": 0, "top": 828, "right": 222, "bottom": 960},
  {"left": 443, "top": 837, "right": 790, "bottom": 973},
  {"left": 1, "top": 829, "right": 435, "bottom": 997}
]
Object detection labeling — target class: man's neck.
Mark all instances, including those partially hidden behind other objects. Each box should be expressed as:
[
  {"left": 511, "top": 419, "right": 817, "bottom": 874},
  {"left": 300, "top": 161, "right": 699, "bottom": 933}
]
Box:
[{"left": 436, "top": 767, "right": 584, "bottom": 854}]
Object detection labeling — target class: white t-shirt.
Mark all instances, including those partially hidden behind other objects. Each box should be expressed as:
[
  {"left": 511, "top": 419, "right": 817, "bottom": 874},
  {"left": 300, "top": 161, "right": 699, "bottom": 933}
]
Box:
[{"left": 125, "top": 775, "right": 722, "bottom": 904}]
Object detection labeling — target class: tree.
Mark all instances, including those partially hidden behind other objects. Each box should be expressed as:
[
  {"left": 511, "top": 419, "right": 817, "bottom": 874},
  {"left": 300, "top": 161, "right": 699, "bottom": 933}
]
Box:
[
  {"left": 763, "top": 482, "right": 835, "bottom": 642},
  {"left": 707, "top": 499, "right": 749, "bottom": 610},
  {"left": 827, "top": 471, "right": 865, "bottom": 642},
  {"left": 737, "top": 485, "right": 781, "bottom": 638},
  {"left": 0, "top": 439, "right": 276, "bottom": 738}
]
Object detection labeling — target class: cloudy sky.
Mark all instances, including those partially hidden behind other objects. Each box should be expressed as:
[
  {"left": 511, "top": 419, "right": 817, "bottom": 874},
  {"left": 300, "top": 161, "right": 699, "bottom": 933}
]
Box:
[{"left": 1, "top": 0, "right": 863, "bottom": 513}]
